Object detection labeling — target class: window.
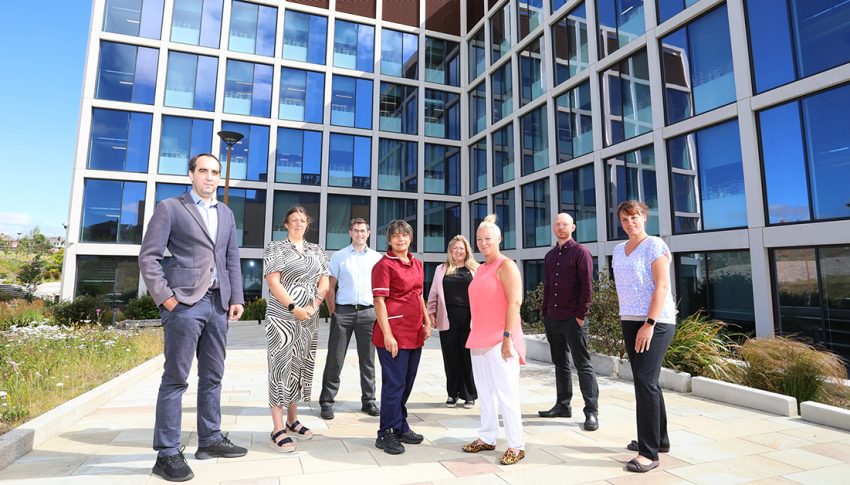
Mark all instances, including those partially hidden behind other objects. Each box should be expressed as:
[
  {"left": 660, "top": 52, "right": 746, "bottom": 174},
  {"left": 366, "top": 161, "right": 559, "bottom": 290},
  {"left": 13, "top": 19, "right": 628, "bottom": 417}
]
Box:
[
  {"left": 606, "top": 145, "right": 658, "bottom": 239},
  {"left": 218, "top": 122, "right": 269, "bottom": 181},
  {"left": 279, "top": 67, "right": 325, "bottom": 123},
  {"left": 519, "top": 36, "right": 545, "bottom": 107},
  {"left": 425, "top": 89, "right": 460, "bottom": 140},
  {"left": 491, "top": 61, "right": 513, "bottom": 123},
  {"left": 378, "top": 139, "right": 417, "bottom": 192},
  {"left": 334, "top": 20, "right": 375, "bottom": 72},
  {"left": 155, "top": 182, "right": 190, "bottom": 204},
  {"left": 518, "top": 1, "right": 543, "bottom": 40},
  {"left": 521, "top": 106, "right": 548, "bottom": 176},
  {"left": 282, "top": 9, "right": 327, "bottom": 65},
  {"left": 676, "top": 250, "right": 755, "bottom": 335},
  {"left": 103, "top": 0, "right": 163, "bottom": 38},
  {"left": 470, "top": 198, "right": 488, "bottom": 252},
  {"left": 747, "top": 0, "right": 850, "bottom": 93},
  {"left": 552, "top": 0, "right": 569, "bottom": 11},
  {"left": 424, "top": 201, "right": 461, "bottom": 253},
  {"left": 379, "top": 82, "right": 417, "bottom": 134},
  {"left": 493, "top": 188, "right": 516, "bottom": 250},
  {"left": 469, "top": 27, "right": 486, "bottom": 82},
  {"left": 96, "top": 41, "right": 158, "bottom": 104},
  {"left": 170, "top": 0, "right": 222, "bottom": 47},
  {"left": 597, "top": 0, "right": 645, "bottom": 58},
  {"left": 552, "top": 2, "right": 589, "bottom": 86},
  {"left": 216, "top": 187, "right": 266, "bottom": 248},
  {"left": 276, "top": 128, "right": 322, "bottom": 185},
  {"left": 164, "top": 51, "right": 218, "bottom": 111},
  {"left": 424, "top": 144, "right": 460, "bottom": 195},
  {"left": 556, "top": 80, "right": 593, "bottom": 162},
  {"left": 490, "top": 3, "right": 511, "bottom": 64},
  {"left": 75, "top": 256, "right": 140, "bottom": 304},
  {"left": 601, "top": 50, "right": 652, "bottom": 146},
  {"left": 331, "top": 75, "right": 373, "bottom": 129},
  {"left": 493, "top": 123, "right": 515, "bottom": 185},
  {"left": 424, "top": 261, "right": 439, "bottom": 297},
  {"left": 88, "top": 108, "right": 152, "bottom": 173},
  {"left": 661, "top": 5, "right": 735, "bottom": 124},
  {"left": 158, "top": 116, "right": 213, "bottom": 175},
  {"left": 81, "top": 179, "right": 146, "bottom": 243},
  {"left": 241, "top": 259, "right": 263, "bottom": 302},
  {"left": 558, "top": 164, "right": 597, "bottom": 243},
  {"left": 470, "top": 138, "right": 487, "bottom": 194},
  {"left": 326, "top": 194, "right": 370, "bottom": 250},
  {"left": 657, "top": 0, "right": 699, "bottom": 24},
  {"left": 759, "top": 82, "right": 850, "bottom": 224},
  {"left": 272, "top": 191, "right": 320, "bottom": 241},
  {"left": 228, "top": 0, "right": 276, "bottom": 56},
  {"left": 377, "top": 197, "right": 418, "bottom": 252},
  {"left": 425, "top": 37, "right": 460, "bottom": 86},
  {"left": 328, "top": 133, "right": 371, "bottom": 188},
  {"left": 669, "top": 119, "right": 747, "bottom": 233},
  {"left": 469, "top": 82, "right": 487, "bottom": 136},
  {"left": 771, "top": 245, "right": 850, "bottom": 362},
  {"left": 523, "top": 259, "right": 545, "bottom": 293},
  {"left": 522, "top": 178, "right": 550, "bottom": 248},
  {"left": 381, "top": 28, "right": 418, "bottom": 79},
  {"left": 223, "top": 60, "right": 273, "bottom": 117}
]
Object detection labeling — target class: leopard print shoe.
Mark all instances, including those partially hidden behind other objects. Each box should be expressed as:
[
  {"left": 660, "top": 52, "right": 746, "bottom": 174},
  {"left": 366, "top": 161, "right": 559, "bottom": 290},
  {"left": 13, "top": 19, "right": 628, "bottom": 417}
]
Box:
[
  {"left": 499, "top": 448, "right": 526, "bottom": 465},
  {"left": 461, "top": 440, "right": 496, "bottom": 453}
]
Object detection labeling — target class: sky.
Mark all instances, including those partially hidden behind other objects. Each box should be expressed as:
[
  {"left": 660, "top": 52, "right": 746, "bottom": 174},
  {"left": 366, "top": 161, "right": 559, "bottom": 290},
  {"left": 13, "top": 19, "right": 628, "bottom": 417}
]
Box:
[{"left": 0, "top": 2, "right": 93, "bottom": 238}]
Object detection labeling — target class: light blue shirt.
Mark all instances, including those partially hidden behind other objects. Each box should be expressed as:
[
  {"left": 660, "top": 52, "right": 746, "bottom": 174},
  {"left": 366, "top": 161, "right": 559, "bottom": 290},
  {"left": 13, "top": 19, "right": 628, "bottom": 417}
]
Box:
[
  {"left": 611, "top": 236, "right": 677, "bottom": 324},
  {"left": 190, "top": 190, "right": 219, "bottom": 286},
  {"left": 329, "top": 244, "right": 383, "bottom": 306}
]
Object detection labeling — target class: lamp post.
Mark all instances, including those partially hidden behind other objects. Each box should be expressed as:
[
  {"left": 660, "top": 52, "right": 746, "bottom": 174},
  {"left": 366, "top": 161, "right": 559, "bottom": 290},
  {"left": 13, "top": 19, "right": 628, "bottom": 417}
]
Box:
[{"left": 217, "top": 130, "right": 244, "bottom": 205}]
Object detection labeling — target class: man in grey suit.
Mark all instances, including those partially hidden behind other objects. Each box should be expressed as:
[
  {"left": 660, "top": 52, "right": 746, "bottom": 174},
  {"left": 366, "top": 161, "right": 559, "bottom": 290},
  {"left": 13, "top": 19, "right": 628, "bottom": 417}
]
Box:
[{"left": 139, "top": 153, "right": 246, "bottom": 482}]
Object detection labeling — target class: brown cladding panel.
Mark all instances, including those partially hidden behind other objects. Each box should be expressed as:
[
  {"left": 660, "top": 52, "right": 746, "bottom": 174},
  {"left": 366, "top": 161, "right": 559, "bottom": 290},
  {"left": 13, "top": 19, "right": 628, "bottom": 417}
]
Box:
[
  {"left": 467, "top": 0, "right": 484, "bottom": 32},
  {"left": 288, "top": 0, "right": 329, "bottom": 8},
  {"left": 383, "top": 0, "right": 420, "bottom": 27},
  {"left": 488, "top": 0, "right": 500, "bottom": 8},
  {"left": 426, "top": 0, "right": 460, "bottom": 36},
  {"left": 337, "top": 0, "right": 377, "bottom": 19}
]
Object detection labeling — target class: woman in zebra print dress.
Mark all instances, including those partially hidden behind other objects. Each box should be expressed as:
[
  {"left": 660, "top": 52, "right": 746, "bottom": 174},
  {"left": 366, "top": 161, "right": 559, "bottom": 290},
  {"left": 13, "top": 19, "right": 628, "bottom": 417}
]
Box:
[{"left": 264, "top": 206, "right": 329, "bottom": 452}]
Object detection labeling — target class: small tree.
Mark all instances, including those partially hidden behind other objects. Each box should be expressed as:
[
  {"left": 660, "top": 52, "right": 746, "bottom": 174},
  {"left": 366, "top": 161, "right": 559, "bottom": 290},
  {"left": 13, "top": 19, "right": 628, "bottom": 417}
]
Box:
[
  {"left": 587, "top": 272, "right": 625, "bottom": 358},
  {"left": 520, "top": 282, "right": 545, "bottom": 334},
  {"left": 18, "top": 228, "right": 53, "bottom": 257},
  {"left": 17, "top": 255, "right": 45, "bottom": 299}
]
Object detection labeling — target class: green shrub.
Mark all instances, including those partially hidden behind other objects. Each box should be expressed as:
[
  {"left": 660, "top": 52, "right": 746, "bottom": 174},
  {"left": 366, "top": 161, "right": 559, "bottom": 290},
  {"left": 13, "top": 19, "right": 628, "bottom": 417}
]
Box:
[
  {"left": 662, "top": 312, "right": 739, "bottom": 380},
  {"left": 50, "top": 295, "right": 109, "bottom": 326},
  {"left": 0, "top": 299, "right": 48, "bottom": 330},
  {"left": 520, "top": 282, "right": 545, "bottom": 334},
  {"left": 587, "top": 272, "right": 625, "bottom": 358},
  {"left": 241, "top": 297, "right": 267, "bottom": 322},
  {"left": 125, "top": 294, "right": 160, "bottom": 320}
]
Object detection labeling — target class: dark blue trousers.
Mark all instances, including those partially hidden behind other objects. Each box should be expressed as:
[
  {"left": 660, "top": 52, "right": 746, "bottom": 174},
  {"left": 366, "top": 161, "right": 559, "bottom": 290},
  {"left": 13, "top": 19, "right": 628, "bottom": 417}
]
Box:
[
  {"left": 376, "top": 347, "right": 421, "bottom": 437},
  {"left": 154, "top": 290, "right": 228, "bottom": 457}
]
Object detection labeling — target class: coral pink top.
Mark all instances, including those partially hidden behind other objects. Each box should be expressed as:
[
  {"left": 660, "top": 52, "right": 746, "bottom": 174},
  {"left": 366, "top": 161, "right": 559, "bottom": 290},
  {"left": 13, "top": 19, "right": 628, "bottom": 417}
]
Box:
[{"left": 466, "top": 255, "right": 526, "bottom": 364}]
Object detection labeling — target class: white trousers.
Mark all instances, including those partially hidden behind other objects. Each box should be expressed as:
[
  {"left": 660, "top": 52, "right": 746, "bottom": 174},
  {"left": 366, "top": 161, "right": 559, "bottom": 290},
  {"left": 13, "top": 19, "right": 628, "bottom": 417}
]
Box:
[{"left": 471, "top": 341, "right": 525, "bottom": 450}]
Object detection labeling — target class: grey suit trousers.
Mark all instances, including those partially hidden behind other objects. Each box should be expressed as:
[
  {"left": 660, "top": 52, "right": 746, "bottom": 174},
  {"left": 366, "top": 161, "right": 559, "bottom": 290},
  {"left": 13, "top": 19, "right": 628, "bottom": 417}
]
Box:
[{"left": 319, "top": 306, "right": 377, "bottom": 405}]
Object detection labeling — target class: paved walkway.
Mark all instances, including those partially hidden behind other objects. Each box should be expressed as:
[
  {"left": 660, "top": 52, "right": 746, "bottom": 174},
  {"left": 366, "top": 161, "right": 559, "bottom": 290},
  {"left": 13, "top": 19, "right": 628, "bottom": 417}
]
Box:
[{"left": 1, "top": 321, "right": 849, "bottom": 484}]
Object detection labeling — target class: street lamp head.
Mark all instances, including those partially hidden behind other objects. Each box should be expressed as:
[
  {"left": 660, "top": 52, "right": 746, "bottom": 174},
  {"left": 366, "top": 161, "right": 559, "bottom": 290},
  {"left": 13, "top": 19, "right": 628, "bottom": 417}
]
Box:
[{"left": 217, "top": 130, "right": 244, "bottom": 146}]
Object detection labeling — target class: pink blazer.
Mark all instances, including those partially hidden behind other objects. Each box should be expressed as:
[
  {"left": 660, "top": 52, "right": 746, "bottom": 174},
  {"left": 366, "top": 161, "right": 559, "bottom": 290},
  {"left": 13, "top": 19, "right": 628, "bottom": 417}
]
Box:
[{"left": 426, "top": 264, "right": 450, "bottom": 331}]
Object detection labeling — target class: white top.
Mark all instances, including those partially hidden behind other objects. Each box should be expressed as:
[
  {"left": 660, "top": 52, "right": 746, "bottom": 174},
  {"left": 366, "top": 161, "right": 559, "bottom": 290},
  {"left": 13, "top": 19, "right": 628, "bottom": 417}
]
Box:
[
  {"left": 328, "top": 244, "right": 383, "bottom": 306},
  {"left": 611, "top": 236, "right": 677, "bottom": 324}
]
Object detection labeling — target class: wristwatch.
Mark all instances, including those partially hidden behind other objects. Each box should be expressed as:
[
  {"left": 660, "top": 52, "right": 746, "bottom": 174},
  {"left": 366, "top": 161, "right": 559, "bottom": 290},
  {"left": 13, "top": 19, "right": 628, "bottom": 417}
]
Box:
[
  {"left": 503, "top": 331, "right": 512, "bottom": 338},
  {"left": 287, "top": 302, "right": 296, "bottom": 312},
  {"left": 645, "top": 317, "right": 656, "bottom": 326}
]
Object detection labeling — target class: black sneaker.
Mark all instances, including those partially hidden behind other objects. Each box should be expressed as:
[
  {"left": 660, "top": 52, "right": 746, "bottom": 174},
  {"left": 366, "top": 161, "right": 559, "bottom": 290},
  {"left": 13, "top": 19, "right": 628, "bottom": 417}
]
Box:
[
  {"left": 321, "top": 403, "right": 334, "bottom": 420},
  {"left": 446, "top": 397, "right": 458, "bottom": 408},
  {"left": 400, "top": 429, "right": 424, "bottom": 444},
  {"left": 375, "top": 429, "right": 405, "bottom": 455},
  {"left": 195, "top": 433, "right": 248, "bottom": 459},
  {"left": 152, "top": 447, "right": 194, "bottom": 482}
]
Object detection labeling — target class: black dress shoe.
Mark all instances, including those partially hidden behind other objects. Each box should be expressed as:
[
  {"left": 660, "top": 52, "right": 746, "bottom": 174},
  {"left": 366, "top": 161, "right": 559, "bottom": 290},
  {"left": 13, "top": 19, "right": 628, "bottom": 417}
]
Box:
[
  {"left": 538, "top": 403, "right": 572, "bottom": 418},
  {"left": 361, "top": 402, "right": 380, "bottom": 416},
  {"left": 400, "top": 429, "right": 424, "bottom": 444},
  {"left": 375, "top": 429, "right": 405, "bottom": 454},
  {"left": 320, "top": 403, "right": 334, "bottom": 420},
  {"left": 583, "top": 413, "right": 599, "bottom": 431},
  {"left": 152, "top": 447, "right": 194, "bottom": 482},
  {"left": 195, "top": 433, "right": 248, "bottom": 459}
]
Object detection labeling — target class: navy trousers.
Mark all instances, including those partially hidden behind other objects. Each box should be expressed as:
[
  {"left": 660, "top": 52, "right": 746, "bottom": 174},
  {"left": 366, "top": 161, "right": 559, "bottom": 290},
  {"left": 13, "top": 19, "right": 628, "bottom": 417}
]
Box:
[
  {"left": 376, "top": 347, "right": 421, "bottom": 437},
  {"left": 154, "top": 290, "right": 228, "bottom": 457}
]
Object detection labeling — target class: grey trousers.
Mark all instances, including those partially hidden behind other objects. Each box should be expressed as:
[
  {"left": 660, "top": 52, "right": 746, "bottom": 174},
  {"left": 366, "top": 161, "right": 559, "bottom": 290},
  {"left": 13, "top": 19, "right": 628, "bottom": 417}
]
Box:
[
  {"left": 319, "top": 306, "right": 377, "bottom": 405},
  {"left": 154, "top": 290, "right": 228, "bottom": 457}
]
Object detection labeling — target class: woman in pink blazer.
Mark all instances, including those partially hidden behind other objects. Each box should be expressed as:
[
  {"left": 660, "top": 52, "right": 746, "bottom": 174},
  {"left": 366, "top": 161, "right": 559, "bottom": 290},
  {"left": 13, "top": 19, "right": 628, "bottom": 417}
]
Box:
[{"left": 427, "top": 235, "right": 479, "bottom": 408}]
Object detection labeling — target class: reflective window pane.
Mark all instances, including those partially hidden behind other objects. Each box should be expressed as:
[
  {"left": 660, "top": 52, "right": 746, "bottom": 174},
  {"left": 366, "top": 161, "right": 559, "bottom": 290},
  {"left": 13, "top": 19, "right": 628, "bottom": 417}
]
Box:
[
  {"left": 328, "top": 133, "right": 371, "bottom": 188},
  {"left": 276, "top": 128, "right": 322, "bottom": 185},
  {"left": 80, "top": 179, "right": 146, "bottom": 243},
  {"left": 470, "top": 138, "right": 487, "bottom": 194},
  {"left": 469, "top": 81, "right": 487, "bottom": 136},
  {"left": 493, "top": 123, "right": 515, "bottom": 185},
  {"left": 558, "top": 164, "right": 597, "bottom": 243},
  {"left": 521, "top": 106, "right": 548, "bottom": 176},
  {"left": 759, "top": 101, "right": 810, "bottom": 224},
  {"left": 378, "top": 139, "right": 418, "bottom": 192},
  {"left": 424, "top": 143, "right": 460, "bottom": 195},
  {"left": 379, "top": 82, "right": 417, "bottom": 134},
  {"left": 523, "top": 259, "right": 545, "bottom": 293},
  {"left": 241, "top": 259, "right": 263, "bottom": 302},
  {"left": 165, "top": 51, "right": 218, "bottom": 111},
  {"left": 88, "top": 108, "right": 152, "bottom": 173},
  {"left": 518, "top": 0, "right": 543, "bottom": 40},
  {"left": 425, "top": 37, "right": 460, "bottom": 86},
  {"left": 279, "top": 67, "right": 325, "bottom": 123},
  {"left": 491, "top": 61, "right": 513, "bottom": 123},
  {"left": 425, "top": 89, "right": 460, "bottom": 140},
  {"left": 334, "top": 20, "right": 375, "bottom": 72},
  {"left": 272, "top": 191, "right": 320, "bottom": 242},
  {"left": 216, "top": 187, "right": 265, "bottom": 247},
  {"left": 556, "top": 80, "right": 593, "bottom": 162},
  {"left": 171, "top": 0, "right": 222, "bottom": 47},
  {"left": 470, "top": 198, "right": 487, "bottom": 253},
  {"left": 522, "top": 178, "right": 550, "bottom": 248},
  {"left": 490, "top": 4, "right": 511, "bottom": 64},
  {"left": 96, "top": 41, "right": 158, "bottom": 104},
  {"left": 493, "top": 188, "right": 516, "bottom": 249},
  {"left": 75, "top": 256, "right": 140, "bottom": 303},
  {"left": 326, "top": 194, "right": 370, "bottom": 250},
  {"left": 381, "top": 28, "right": 418, "bottom": 79},
  {"left": 424, "top": 201, "right": 461, "bottom": 252},
  {"left": 377, "top": 198, "right": 417, "bottom": 252},
  {"left": 676, "top": 250, "right": 755, "bottom": 334},
  {"left": 218, "top": 122, "right": 269, "bottom": 181},
  {"left": 606, "top": 145, "right": 658, "bottom": 239},
  {"left": 657, "top": 0, "right": 700, "bottom": 24},
  {"left": 469, "top": 27, "right": 486, "bottom": 81},
  {"left": 158, "top": 116, "right": 213, "bottom": 175},
  {"left": 224, "top": 60, "right": 272, "bottom": 117},
  {"left": 104, "top": 0, "right": 163, "bottom": 38},
  {"left": 331, "top": 75, "right": 373, "bottom": 129},
  {"left": 229, "top": 1, "right": 276, "bottom": 56},
  {"left": 282, "top": 9, "right": 327, "bottom": 64},
  {"left": 519, "top": 36, "right": 545, "bottom": 106},
  {"left": 552, "top": 2, "right": 589, "bottom": 86},
  {"left": 597, "top": 0, "right": 645, "bottom": 58},
  {"left": 601, "top": 50, "right": 652, "bottom": 146}
]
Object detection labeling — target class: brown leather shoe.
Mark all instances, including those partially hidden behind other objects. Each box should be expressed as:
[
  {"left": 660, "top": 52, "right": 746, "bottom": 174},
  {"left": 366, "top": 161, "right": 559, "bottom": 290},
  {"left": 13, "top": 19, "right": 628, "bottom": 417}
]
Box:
[
  {"left": 499, "top": 448, "right": 526, "bottom": 465},
  {"left": 461, "top": 440, "right": 496, "bottom": 453}
]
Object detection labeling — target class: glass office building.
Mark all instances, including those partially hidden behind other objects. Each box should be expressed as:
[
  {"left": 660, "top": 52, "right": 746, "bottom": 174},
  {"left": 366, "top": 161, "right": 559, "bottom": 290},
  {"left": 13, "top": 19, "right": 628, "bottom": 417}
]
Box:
[{"left": 64, "top": 0, "right": 850, "bottom": 362}]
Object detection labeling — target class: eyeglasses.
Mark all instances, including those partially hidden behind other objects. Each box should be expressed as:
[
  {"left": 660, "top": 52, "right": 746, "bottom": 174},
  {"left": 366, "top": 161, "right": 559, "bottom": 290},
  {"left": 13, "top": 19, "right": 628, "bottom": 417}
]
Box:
[{"left": 350, "top": 229, "right": 368, "bottom": 234}]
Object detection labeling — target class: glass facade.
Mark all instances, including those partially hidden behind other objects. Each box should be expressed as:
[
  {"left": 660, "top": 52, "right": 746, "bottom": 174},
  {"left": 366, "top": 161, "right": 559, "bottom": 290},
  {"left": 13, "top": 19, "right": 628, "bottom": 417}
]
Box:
[
  {"left": 425, "top": 37, "right": 460, "bottom": 86},
  {"left": 424, "top": 89, "right": 460, "bottom": 140},
  {"left": 282, "top": 9, "right": 327, "bottom": 65},
  {"left": 470, "top": 198, "right": 488, "bottom": 253},
  {"left": 597, "top": 0, "right": 645, "bottom": 58},
  {"left": 279, "top": 67, "right": 325, "bottom": 123},
  {"left": 424, "top": 144, "right": 460, "bottom": 195},
  {"left": 555, "top": 80, "right": 593, "bottom": 162},
  {"left": 523, "top": 259, "right": 545, "bottom": 292},
  {"left": 558, "top": 164, "right": 597, "bottom": 243},
  {"left": 241, "top": 259, "right": 263, "bottom": 302},
  {"left": 103, "top": 0, "right": 163, "bottom": 39},
  {"left": 552, "top": 2, "right": 589, "bottom": 86},
  {"left": 326, "top": 194, "right": 370, "bottom": 250},
  {"left": 96, "top": 41, "right": 158, "bottom": 104},
  {"left": 522, "top": 178, "right": 550, "bottom": 248},
  {"left": 378, "top": 139, "right": 417, "bottom": 192},
  {"left": 158, "top": 116, "right": 213, "bottom": 175},
  {"left": 490, "top": 3, "right": 511, "bottom": 64},
  {"left": 75, "top": 256, "right": 140, "bottom": 304},
  {"left": 331, "top": 75, "right": 373, "bottom": 129},
  {"left": 518, "top": 1, "right": 543, "bottom": 41},
  {"left": 334, "top": 20, "right": 375, "bottom": 72},
  {"left": 217, "top": 187, "right": 265, "bottom": 248},
  {"left": 272, "top": 191, "right": 320, "bottom": 242},
  {"left": 170, "top": 0, "right": 222, "bottom": 48},
  {"left": 676, "top": 250, "right": 755, "bottom": 334},
  {"left": 228, "top": 1, "right": 276, "bottom": 56},
  {"left": 470, "top": 138, "right": 487, "bottom": 194},
  {"left": 493, "top": 188, "right": 516, "bottom": 250},
  {"left": 381, "top": 28, "right": 418, "bottom": 79},
  {"left": 276, "top": 128, "right": 322, "bottom": 185},
  {"left": 468, "top": 27, "right": 486, "bottom": 82},
  {"left": 606, "top": 145, "right": 658, "bottom": 239},
  {"left": 379, "top": 82, "right": 417, "bottom": 134},
  {"left": 164, "top": 51, "right": 218, "bottom": 111},
  {"left": 469, "top": 81, "right": 487, "bottom": 136},
  {"left": 424, "top": 201, "right": 461, "bottom": 253},
  {"left": 519, "top": 35, "right": 545, "bottom": 106},
  {"left": 223, "top": 60, "right": 273, "bottom": 117},
  {"left": 491, "top": 61, "right": 513, "bottom": 123},
  {"left": 492, "top": 123, "right": 515, "bottom": 186},
  {"left": 377, "top": 198, "right": 418, "bottom": 252},
  {"left": 328, "top": 133, "right": 371, "bottom": 188},
  {"left": 81, "top": 179, "right": 146, "bottom": 244},
  {"left": 602, "top": 50, "right": 652, "bottom": 146},
  {"left": 657, "top": 0, "right": 700, "bottom": 24},
  {"left": 521, "top": 106, "right": 548, "bottom": 176},
  {"left": 88, "top": 108, "right": 152, "bottom": 173},
  {"left": 218, "top": 122, "right": 269, "bottom": 181}
]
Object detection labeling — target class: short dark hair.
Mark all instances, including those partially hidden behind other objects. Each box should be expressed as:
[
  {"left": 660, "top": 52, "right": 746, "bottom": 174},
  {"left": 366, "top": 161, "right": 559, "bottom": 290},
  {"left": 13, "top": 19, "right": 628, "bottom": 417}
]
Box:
[
  {"left": 350, "top": 218, "right": 369, "bottom": 230},
  {"left": 385, "top": 219, "right": 413, "bottom": 244},
  {"left": 188, "top": 153, "right": 221, "bottom": 173},
  {"left": 617, "top": 200, "right": 650, "bottom": 217}
]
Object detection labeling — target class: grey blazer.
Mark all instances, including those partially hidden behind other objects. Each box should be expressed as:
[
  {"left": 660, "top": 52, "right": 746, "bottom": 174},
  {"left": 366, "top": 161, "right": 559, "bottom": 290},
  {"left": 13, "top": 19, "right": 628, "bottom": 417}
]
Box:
[{"left": 139, "top": 192, "right": 244, "bottom": 311}]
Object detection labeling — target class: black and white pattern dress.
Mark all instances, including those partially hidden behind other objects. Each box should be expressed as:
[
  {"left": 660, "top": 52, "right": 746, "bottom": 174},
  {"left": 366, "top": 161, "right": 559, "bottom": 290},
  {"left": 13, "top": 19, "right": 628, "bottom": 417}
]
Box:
[{"left": 263, "top": 239, "right": 329, "bottom": 407}]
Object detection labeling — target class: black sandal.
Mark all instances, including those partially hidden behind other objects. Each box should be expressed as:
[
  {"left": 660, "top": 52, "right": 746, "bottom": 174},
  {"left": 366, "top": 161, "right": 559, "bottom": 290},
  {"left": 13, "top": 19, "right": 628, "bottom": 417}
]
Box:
[
  {"left": 286, "top": 420, "right": 314, "bottom": 440},
  {"left": 270, "top": 429, "right": 296, "bottom": 453},
  {"left": 626, "top": 457, "right": 659, "bottom": 473}
]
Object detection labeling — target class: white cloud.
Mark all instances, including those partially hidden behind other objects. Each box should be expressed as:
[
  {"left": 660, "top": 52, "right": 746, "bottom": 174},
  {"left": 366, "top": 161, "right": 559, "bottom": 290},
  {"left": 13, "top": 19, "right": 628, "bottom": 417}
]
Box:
[{"left": 0, "top": 213, "right": 33, "bottom": 226}]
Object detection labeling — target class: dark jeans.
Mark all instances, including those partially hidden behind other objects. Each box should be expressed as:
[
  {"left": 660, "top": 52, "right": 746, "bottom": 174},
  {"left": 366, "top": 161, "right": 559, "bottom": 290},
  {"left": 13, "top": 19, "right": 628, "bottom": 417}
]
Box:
[
  {"left": 544, "top": 317, "right": 599, "bottom": 414},
  {"left": 376, "top": 347, "right": 421, "bottom": 437},
  {"left": 621, "top": 320, "right": 675, "bottom": 461},
  {"left": 154, "top": 290, "right": 228, "bottom": 457},
  {"left": 440, "top": 305, "right": 477, "bottom": 401},
  {"left": 320, "top": 306, "right": 377, "bottom": 405}
]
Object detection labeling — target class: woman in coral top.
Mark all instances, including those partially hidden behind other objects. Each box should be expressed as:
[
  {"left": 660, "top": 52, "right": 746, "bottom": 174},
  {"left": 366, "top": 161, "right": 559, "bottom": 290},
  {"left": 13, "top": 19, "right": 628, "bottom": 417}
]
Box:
[{"left": 461, "top": 214, "right": 526, "bottom": 465}]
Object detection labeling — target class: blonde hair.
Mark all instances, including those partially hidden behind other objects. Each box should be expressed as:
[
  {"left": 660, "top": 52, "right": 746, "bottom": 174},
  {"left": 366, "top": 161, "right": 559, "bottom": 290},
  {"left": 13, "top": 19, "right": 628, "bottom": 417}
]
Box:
[
  {"left": 444, "top": 235, "right": 479, "bottom": 276},
  {"left": 477, "top": 214, "right": 502, "bottom": 238}
]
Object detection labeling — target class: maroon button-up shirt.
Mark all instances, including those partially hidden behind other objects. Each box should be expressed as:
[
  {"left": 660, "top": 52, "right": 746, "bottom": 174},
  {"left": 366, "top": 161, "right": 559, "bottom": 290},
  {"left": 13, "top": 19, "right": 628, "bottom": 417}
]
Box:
[
  {"left": 371, "top": 250, "right": 425, "bottom": 349},
  {"left": 543, "top": 239, "right": 593, "bottom": 321}
]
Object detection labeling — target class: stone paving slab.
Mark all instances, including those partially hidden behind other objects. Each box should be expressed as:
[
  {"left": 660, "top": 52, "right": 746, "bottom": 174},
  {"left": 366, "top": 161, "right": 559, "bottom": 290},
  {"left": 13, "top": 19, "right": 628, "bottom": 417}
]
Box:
[{"left": 1, "top": 321, "right": 849, "bottom": 484}]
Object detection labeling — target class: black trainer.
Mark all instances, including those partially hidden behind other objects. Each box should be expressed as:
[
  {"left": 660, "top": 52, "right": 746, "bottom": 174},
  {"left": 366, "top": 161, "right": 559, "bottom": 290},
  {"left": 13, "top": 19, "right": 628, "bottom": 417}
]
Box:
[
  {"left": 375, "top": 429, "right": 405, "bottom": 455},
  {"left": 195, "top": 433, "right": 248, "bottom": 459},
  {"left": 152, "top": 447, "right": 194, "bottom": 482},
  {"left": 400, "top": 429, "right": 424, "bottom": 444},
  {"left": 321, "top": 403, "right": 335, "bottom": 420}
]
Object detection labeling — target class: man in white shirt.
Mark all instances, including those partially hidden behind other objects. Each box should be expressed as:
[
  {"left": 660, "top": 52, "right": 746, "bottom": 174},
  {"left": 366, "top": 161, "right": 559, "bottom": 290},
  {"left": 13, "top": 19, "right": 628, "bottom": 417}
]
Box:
[{"left": 319, "top": 218, "right": 384, "bottom": 419}]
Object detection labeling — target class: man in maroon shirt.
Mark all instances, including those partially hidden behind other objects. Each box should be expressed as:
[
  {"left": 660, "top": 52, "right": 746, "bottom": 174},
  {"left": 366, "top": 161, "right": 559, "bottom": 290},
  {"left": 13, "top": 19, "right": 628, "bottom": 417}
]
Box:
[{"left": 538, "top": 213, "right": 599, "bottom": 431}]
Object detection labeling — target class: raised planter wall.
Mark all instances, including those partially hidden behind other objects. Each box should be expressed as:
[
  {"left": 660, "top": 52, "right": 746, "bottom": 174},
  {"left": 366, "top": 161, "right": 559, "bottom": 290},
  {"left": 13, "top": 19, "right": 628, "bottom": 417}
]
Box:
[
  {"left": 616, "top": 359, "right": 692, "bottom": 392},
  {"left": 800, "top": 401, "right": 850, "bottom": 432},
  {"left": 692, "top": 376, "right": 798, "bottom": 417}
]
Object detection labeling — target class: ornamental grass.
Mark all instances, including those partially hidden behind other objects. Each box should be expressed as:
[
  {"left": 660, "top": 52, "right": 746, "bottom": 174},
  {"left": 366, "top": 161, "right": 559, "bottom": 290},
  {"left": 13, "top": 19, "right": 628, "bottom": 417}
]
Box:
[{"left": 663, "top": 312, "right": 740, "bottom": 381}]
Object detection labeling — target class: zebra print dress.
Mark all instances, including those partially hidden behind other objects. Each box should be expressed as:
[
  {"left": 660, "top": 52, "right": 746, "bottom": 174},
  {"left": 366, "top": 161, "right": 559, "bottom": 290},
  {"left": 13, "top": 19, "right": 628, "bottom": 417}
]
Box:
[{"left": 263, "top": 239, "right": 329, "bottom": 407}]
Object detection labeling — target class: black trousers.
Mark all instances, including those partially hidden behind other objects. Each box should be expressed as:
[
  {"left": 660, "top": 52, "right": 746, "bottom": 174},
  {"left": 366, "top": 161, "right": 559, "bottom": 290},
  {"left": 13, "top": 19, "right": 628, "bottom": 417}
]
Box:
[
  {"left": 439, "top": 305, "right": 477, "bottom": 401},
  {"left": 621, "top": 320, "right": 674, "bottom": 460},
  {"left": 543, "top": 317, "right": 599, "bottom": 414}
]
